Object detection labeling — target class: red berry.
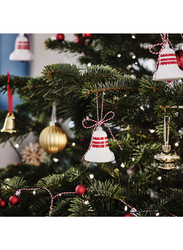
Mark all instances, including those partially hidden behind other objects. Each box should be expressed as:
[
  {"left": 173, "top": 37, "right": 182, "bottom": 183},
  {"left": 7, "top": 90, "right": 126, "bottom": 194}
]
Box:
[
  {"left": 9, "top": 195, "right": 20, "bottom": 206},
  {"left": 124, "top": 213, "right": 133, "bottom": 217},
  {"left": 0, "top": 199, "right": 8, "bottom": 208},
  {"left": 56, "top": 34, "right": 65, "bottom": 42},
  {"left": 82, "top": 33, "right": 92, "bottom": 39},
  {"left": 75, "top": 185, "right": 87, "bottom": 196}
]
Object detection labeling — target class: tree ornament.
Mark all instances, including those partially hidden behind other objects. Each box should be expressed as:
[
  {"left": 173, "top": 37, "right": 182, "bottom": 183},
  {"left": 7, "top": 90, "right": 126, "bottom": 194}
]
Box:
[
  {"left": 9, "top": 33, "right": 33, "bottom": 61},
  {"left": 39, "top": 104, "right": 67, "bottom": 154},
  {"left": 82, "top": 33, "right": 92, "bottom": 39},
  {"left": 75, "top": 185, "right": 87, "bottom": 196},
  {"left": 39, "top": 124, "right": 67, "bottom": 154},
  {"left": 175, "top": 44, "right": 183, "bottom": 70},
  {"left": 0, "top": 199, "right": 8, "bottom": 208},
  {"left": 20, "top": 142, "right": 48, "bottom": 166},
  {"left": 1, "top": 112, "right": 16, "bottom": 134},
  {"left": 149, "top": 33, "right": 183, "bottom": 81},
  {"left": 56, "top": 34, "right": 65, "bottom": 42},
  {"left": 82, "top": 88, "right": 122, "bottom": 163},
  {"left": 9, "top": 195, "right": 20, "bottom": 206},
  {"left": 1, "top": 71, "right": 17, "bottom": 134},
  {"left": 154, "top": 116, "right": 180, "bottom": 170},
  {"left": 124, "top": 213, "right": 133, "bottom": 217},
  {"left": 84, "top": 125, "right": 115, "bottom": 162}
]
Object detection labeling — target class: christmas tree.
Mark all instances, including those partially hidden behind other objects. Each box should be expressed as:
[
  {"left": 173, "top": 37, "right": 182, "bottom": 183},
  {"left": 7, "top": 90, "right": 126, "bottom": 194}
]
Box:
[{"left": 1, "top": 33, "right": 183, "bottom": 218}]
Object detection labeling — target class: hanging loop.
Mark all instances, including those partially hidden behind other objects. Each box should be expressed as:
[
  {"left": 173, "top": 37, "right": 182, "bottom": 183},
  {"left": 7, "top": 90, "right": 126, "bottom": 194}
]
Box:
[
  {"left": 7, "top": 70, "right": 13, "bottom": 114},
  {"left": 162, "top": 115, "right": 171, "bottom": 152}
]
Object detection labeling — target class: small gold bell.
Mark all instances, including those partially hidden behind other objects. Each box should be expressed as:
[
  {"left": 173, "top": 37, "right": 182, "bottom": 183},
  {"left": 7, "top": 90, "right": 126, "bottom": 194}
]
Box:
[{"left": 1, "top": 112, "right": 17, "bottom": 134}]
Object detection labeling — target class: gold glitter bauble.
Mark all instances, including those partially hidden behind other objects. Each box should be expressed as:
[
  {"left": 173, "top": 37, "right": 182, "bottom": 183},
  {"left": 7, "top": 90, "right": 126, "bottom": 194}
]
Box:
[{"left": 39, "top": 124, "right": 67, "bottom": 154}]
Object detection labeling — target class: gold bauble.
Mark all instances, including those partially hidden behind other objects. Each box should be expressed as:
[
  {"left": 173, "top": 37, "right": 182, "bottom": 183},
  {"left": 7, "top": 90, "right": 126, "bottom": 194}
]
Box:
[{"left": 39, "top": 123, "right": 67, "bottom": 154}]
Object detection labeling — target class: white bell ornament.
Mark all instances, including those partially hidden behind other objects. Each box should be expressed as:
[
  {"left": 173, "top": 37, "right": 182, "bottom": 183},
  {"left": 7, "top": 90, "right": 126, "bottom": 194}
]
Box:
[
  {"left": 153, "top": 43, "right": 183, "bottom": 81},
  {"left": 84, "top": 126, "right": 115, "bottom": 163},
  {"left": 9, "top": 33, "right": 34, "bottom": 61}
]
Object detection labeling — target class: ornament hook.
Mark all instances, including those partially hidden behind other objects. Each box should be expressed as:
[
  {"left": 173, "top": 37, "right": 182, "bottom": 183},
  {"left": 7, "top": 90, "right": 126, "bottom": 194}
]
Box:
[{"left": 163, "top": 115, "right": 171, "bottom": 152}]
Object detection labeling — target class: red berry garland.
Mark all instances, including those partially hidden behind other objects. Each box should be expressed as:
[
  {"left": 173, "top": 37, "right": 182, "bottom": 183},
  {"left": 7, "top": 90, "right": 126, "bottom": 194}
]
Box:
[
  {"left": 1, "top": 186, "right": 176, "bottom": 216},
  {"left": 0, "top": 198, "right": 8, "bottom": 208},
  {"left": 75, "top": 185, "right": 87, "bottom": 196},
  {"left": 56, "top": 34, "right": 65, "bottom": 42},
  {"left": 9, "top": 195, "right": 20, "bottom": 206}
]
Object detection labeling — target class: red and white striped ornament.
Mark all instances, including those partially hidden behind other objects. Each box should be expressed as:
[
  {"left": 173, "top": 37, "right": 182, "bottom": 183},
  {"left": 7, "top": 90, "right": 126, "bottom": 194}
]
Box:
[
  {"left": 9, "top": 33, "right": 33, "bottom": 61},
  {"left": 82, "top": 87, "right": 122, "bottom": 163},
  {"left": 84, "top": 126, "right": 115, "bottom": 162},
  {"left": 149, "top": 33, "right": 183, "bottom": 81}
]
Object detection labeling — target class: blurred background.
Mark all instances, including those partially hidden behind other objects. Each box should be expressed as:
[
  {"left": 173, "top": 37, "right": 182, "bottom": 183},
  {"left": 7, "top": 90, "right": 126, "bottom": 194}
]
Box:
[{"left": 0, "top": 33, "right": 79, "bottom": 168}]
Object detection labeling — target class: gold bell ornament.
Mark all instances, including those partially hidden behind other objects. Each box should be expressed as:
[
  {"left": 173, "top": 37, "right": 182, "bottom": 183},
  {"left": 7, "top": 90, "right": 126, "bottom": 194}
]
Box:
[
  {"left": 9, "top": 33, "right": 34, "bottom": 61},
  {"left": 1, "top": 71, "right": 17, "bottom": 134},
  {"left": 154, "top": 116, "right": 180, "bottom": 170},
  {"left": 1, "top": 112, "right": 16, "bottom": 134},
  {"left": 39, "top": 104, "right": 67, "bottom": 154},
  {"left": 149, "top": 34, "right": 183, "bottom": 82}
]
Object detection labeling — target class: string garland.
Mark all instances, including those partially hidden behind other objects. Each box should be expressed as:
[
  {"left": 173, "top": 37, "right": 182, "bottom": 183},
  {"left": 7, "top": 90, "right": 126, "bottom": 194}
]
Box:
[
  {"left": 15, "top": 187, "right": 76, "bottom": 215},
  {"left": 0, "top": 180, "right": 177, "bottom": 216},
  {"left": 7, "top": 185, "right": 176, "bottom": 217}
]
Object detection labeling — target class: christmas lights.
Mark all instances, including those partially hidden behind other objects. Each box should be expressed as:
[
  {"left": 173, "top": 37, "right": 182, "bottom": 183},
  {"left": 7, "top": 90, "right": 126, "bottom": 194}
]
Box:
[
  {"left": 89, "top": 174, "right": 94, "bottom": 179},
  {"left": 121, "top": 163, "right": 125, "bottom": 168}
]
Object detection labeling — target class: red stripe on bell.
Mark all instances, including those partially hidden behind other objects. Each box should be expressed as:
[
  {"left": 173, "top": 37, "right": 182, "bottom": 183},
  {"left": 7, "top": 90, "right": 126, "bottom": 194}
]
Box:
[
  {"left": 92, "top": 140, "right": 108, "bottom": 145},
  {"left": 159, "top": 55, "right": 177, "bottom": 65},
  {"left": 92, "top": 137, "right": 108, "bottom": 140},
  {"left": 159, "top": 60, "right": 177, "bottom": 65},
  {"left": 91, "top": 142, "right": 109, "bottom": 148},
  {"left": 15, "top": 42, "right": 29, "bottom": 50},
  {"left": 160, "top": 58, "right": 177, "bottom": 61},
  {"left": 160, "top": 53, "right": 175, "bottom": 57},
  {"left": 91, "top": 136, "right": 109, "bottom": 147}
]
